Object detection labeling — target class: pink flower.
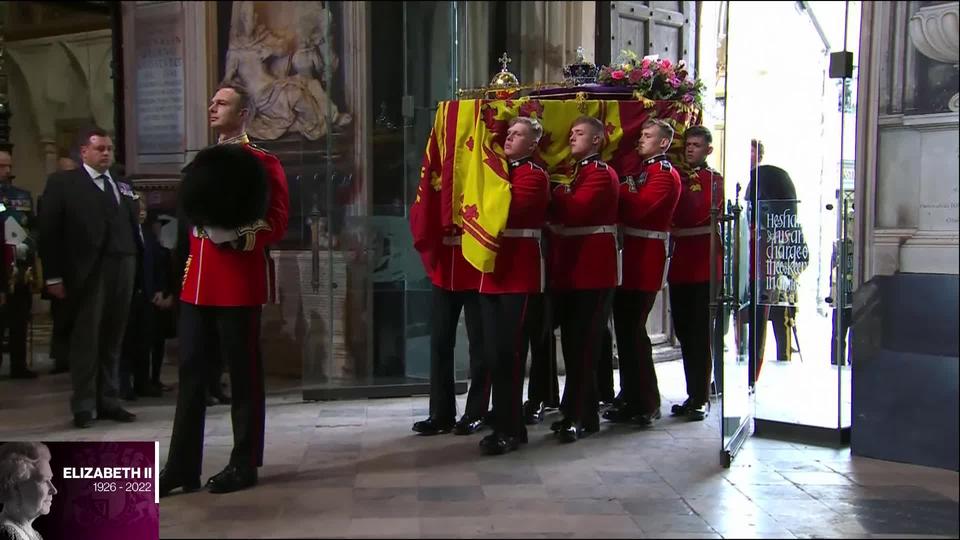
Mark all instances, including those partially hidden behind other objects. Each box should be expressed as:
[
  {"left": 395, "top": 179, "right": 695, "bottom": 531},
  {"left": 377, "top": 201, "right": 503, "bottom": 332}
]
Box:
[
  {"left": 669, "top": 76, "right": 681, "bottom": 88},
  {"left": 641, "top": 69, "right": 653, "bottom": 79},
  {"left": 682, "top": 93, "right": 695, "bottom": 104},
  {"left": 641, "top": 58, "right": 652, "bottom": 69},
  {"left": 628, "top": 69, "right": 643, "bottom": 83},
  {"left": 660, "top": 59, "right": 672, "bottom": 69},
  {"left": 611, "top": 70, "right": 626, "bottom": 80}
]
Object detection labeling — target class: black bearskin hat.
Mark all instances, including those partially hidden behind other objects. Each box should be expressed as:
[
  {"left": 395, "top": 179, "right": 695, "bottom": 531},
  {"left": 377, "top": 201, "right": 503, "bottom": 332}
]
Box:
[{"left": 180, "top": 144, "right": 268, "bottom": 229}]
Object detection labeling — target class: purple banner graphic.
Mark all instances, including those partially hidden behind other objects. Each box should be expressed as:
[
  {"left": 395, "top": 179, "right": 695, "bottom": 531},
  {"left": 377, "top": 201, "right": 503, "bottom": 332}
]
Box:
[{"left": 0, "top": 441, "right": 159, "bottom": 540}]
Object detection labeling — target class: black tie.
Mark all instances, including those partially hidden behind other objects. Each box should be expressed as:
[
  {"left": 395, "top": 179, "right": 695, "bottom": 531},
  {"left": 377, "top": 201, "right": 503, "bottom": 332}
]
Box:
[{"left": 99, "top": 174, "right": 118, "bottom": 210}]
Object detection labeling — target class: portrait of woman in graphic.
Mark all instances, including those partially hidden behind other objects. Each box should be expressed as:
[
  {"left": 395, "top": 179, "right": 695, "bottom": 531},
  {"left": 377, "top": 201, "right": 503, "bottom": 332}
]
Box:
[{"left": 0, "top": 442, "right": 57, "bottom": 540}]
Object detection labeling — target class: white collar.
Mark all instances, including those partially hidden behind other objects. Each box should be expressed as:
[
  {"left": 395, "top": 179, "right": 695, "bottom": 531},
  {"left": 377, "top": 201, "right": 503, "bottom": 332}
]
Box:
[{"left": 83, "top": 163, "right": 113, "bottom": 182}]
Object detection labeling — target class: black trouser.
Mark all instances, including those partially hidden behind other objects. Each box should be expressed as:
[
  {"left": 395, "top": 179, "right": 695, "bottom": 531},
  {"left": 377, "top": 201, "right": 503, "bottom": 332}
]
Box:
[
  {"left": 0, "top": 282, "right": 31, "bottom": 376},
  {"left": 167, "top": 303, "right": 265, "bottom": 480},
  {"left": 525, "top": 294, "right": 559, "bottom": 408},
  {"left": 557, "top": 288, "right": 614, "bottom": 427},
  {"left": 669, "top": 282, "right": 712, "bottom": 406},
  {"left": 831, "top": 307, "right": 852, "bottom": 366},
  {"left": 69, "top": 255, "right": 136, "bottom": 415},
  {"left": 599, "top": 322, "right": 615, "bottom": 402},
  {"left": 613, "top": 289, "right": 660, "bottom": 413},
  {"left": 480, "top": 293, "right": 539, "bottom": 439},
  {"left": 120, "top": 289, "right": 152, "bottom": 393},
  {"left": 149, "top": 306, "right": 168, "bottom": 384},
  {"left": 747, "top": 300, "right": 795, "bottom": 386},
  {"left": 429, "top": 286, "right": 488, "bottom": 423}
]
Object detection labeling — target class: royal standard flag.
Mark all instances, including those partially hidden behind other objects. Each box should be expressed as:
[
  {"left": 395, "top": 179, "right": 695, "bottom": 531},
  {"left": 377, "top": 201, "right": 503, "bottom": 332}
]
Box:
[{"left": 451, "top": 100, "right": 512, "bottom": 273}]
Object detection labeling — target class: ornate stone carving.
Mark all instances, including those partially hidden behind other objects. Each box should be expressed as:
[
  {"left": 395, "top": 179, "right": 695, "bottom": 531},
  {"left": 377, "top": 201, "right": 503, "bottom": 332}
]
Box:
[{"left": 909, "top": 2, "right": 960, "bottom": 111}]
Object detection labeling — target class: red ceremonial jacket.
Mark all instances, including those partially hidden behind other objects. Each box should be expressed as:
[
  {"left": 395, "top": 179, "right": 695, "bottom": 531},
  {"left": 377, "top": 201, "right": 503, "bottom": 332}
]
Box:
[
  {"left": 669, "top": 165, "right": 724, "bottom": 284},
  {"left": 431, "top": 226, "right": 482, "bottom": 291},
  {"left": 408, "top": 148, "right": 480, "bottom": 291},
  {"left": 480, "top": 158, "right": 550, "bottom": 294},
  {"left": 180, "top": 141, "right": 290, "bottom": 306},
  {"left": 549, "top": 155, "right": 620, "bottom": 291},
  {"left": 619, "top": 154, "right": 681, "bottom": 292}
]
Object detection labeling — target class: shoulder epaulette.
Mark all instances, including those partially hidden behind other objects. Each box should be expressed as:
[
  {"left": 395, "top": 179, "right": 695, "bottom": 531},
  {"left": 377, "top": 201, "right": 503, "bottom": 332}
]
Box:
[
  {"left": 528, "top": 161, "right": 546, "bottom": 173},
  {"left": 659, "top": 161, "right": 672, "bottom": 171},
  {"left": 595, "top": 161, "right": 608, "bottom": 170},
  {"left": 246, "top": 142, "right": 274, "bottom": 156}
]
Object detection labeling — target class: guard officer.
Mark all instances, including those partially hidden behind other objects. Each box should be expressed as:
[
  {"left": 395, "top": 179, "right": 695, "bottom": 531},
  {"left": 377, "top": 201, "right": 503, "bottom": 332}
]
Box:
[
  {"left": 160, "top": 83, "right": 290, "bottom": 496},
  {"left": 409, "top": 139, "right": 489, "bottom": 438},
  {"left": 477, "top": 117, "right": 550, "bottom": 455},
  {"left": 549, "top": 116, "right": 619, "bottom": 443},
  {"left": 605, "top": 119, "right": 681, "bottom": 427},
  {"left": 667, "top": 126, "right": 724, "bottom": 421},
  {"left": 0, "top": 149, "right": 38, "bottom": 379}
]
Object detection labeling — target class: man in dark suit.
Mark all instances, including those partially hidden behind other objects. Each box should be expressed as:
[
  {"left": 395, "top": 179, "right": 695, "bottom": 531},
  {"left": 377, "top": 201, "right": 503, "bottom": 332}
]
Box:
[{"left": 39, "top": 126, "right": 139, "bottom": 428}]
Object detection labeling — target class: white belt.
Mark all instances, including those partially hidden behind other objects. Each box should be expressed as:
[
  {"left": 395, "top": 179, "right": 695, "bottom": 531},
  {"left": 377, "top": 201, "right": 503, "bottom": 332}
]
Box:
[
  {"left": 551, "top": 225, "right": 618, "bottom": 237},
  {"left": 442, "top": 236, "right": 462, "bottom": 246},
  {"left": 621, "top": 227, "right": 671, "bottom": 289},
  {"left": 501, "top": 228, "right": 542, "bottom": 239},
  {"left": 672, "top": 225, "right": 714, "bottom": 237},
  {"left": 622, "top": 227, "right": 669, "bottom": 241}
]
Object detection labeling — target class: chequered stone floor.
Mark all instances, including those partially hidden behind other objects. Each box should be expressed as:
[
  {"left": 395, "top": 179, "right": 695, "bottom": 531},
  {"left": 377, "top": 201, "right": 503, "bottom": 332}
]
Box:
[{"left": 1, "top": 350, "right": 958, "bottom": 539}]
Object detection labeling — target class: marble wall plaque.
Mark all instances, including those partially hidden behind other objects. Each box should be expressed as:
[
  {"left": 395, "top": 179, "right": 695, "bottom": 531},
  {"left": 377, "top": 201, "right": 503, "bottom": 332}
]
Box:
[
  {"left": 133, "top": 2, "right": 185, "bottom": 157},
  {"left": 918, "top": 128, "right": 960, "bottom": 231}
]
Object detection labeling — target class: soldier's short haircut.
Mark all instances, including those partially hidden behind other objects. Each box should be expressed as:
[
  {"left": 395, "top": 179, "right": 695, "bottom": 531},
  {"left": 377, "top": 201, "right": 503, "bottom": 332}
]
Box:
[
  {"left": 751, "top": 138, "right": 765, "bottom": 162},
  {"left": 684, "top": 125, "right": 712, "bottom": 145},
  {"left": 217, "top": 82, "right": 253, "bottom": 112},
  {"left": 572, "top": 116, "right": 605, "bottom": 138},
  {"left": 642, "top": 119, "right": 675, "bottom": 144},
  {"left": 77, "top": 126, "right": 109, "bottom": 148},
  {"left": 509, "top": 116, "right": 544, "bottom": 143}
]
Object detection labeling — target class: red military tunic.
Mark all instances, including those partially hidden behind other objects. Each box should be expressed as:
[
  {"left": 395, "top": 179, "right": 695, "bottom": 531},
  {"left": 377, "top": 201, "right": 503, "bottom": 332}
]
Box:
[
  {"left": 549, "top": 155, "right": 620, "bottom": 291},
  {"left": 668, "top": 165, "right": 724, "bottom": 284},
  {"left": 431, "top": 226, "right": 482, "bottom": 291},
  {"left": 180, "top": 140, "right": 290, "bottom": 306},
  {"left": 619, "top": 153, "right": 681, "bottom": 292},
  {"left": 480, "top": 158, "right": 550, "bottom": 294}
]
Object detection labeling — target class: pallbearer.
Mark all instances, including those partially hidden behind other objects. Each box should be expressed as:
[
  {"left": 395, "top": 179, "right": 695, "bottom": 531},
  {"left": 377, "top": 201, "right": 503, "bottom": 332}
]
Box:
[
  {"left": 549, "top": 116, "right": 619, "bottom": 443},
  {"left": 409, "top": 127, "right": 488, "bottom": 437},
  {"left": 668, "top": 126, "right": 723, "bottom": 421},
  {"left": 477, "top": 117, "right": 550, "bottom": 455},
  {"left": 605, "top": 119, "right": 680, "bottom": 427}
]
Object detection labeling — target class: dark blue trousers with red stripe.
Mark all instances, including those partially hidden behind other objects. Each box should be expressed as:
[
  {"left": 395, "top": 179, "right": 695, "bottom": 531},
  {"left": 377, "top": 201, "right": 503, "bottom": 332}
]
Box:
[
  {"left": 166, "top": 302, "right": 265, "bottom": 480},
  {"left": 479, "top": 293, "right": 542, "bottom": 439},
  {"left": 557, "top": 288, "right": 615, "bottom": 428}
]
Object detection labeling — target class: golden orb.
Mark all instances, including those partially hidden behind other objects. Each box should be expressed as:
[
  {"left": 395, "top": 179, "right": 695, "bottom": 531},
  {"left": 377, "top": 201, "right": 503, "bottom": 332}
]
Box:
[{"left": 490, "top": 70, "right": 519, "bottom": 87}]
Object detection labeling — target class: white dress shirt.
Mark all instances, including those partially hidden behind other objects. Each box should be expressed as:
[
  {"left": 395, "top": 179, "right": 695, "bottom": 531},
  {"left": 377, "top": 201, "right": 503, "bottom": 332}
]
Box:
[{"left": 83, "top": 163, "right": 120, "bottom": 204}]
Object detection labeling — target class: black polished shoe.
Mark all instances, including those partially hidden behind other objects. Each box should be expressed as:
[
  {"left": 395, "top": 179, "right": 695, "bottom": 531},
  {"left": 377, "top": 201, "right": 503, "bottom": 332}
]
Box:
[
  {"left": 98, "top": 407, "right": 137, "bottom": 423},
  {"left": 671, "top": 399, "right": 692, "bottom": 417},
  {"left": 632, "top": 408, "right": 662, "bottom": 427},
  {"left": 602, "top": 405, "right": 638, "bottom": 423},
  {"left": 10, "top": 369, "right": 38, "bottom": 379},
  {"left": 73, "top": 411, "right": 95, "bottom": 429},
  {"left": 159, "top": 467, "right": 200, "bottom": 498},
  {"left": 479, "top": 433, "right": 522, "bottom": 455},
  {"left": 453, "top": 415, "right": 484, "bottom": 435},
  {"left": 207, "top": 464, "right": 257, "bottom": 494},
  {"left": 549, "top": 418, "right": 570, "bottom": 432},
  {"left": 687, "top": 402, "right": 710, "bottom": 421},
  {"left": 412, "top": 417, "right": 455, "bottom": 436},
  {"left": 522, "top": 400, "right": 545, "bottom": 425},
  {"left": 557, "top": 424, "right": 579, "bottom": 443}
]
